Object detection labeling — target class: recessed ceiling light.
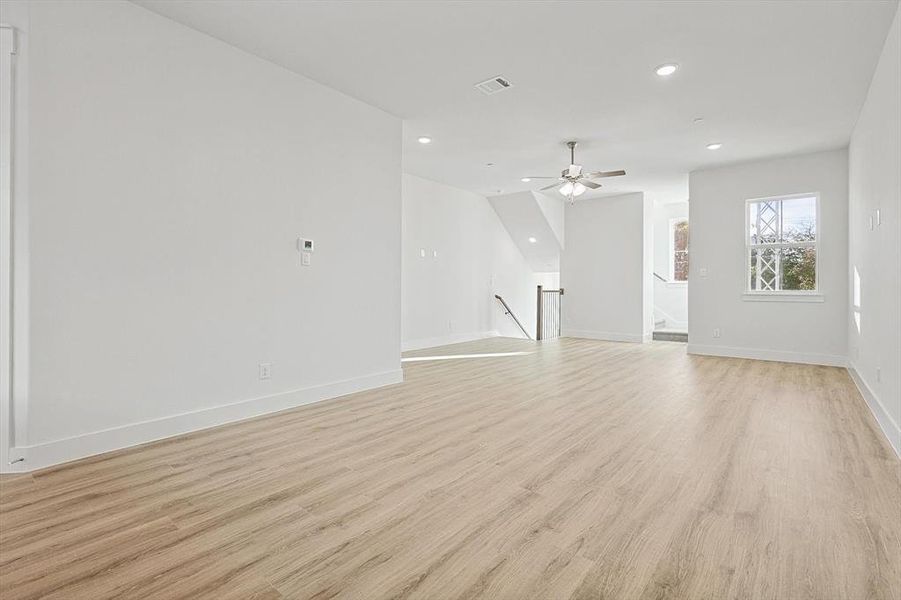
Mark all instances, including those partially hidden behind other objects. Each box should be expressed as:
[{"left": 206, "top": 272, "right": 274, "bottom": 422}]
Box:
[
  {"left": 486, "top": 163, "right": 494, "bottom": 167},
  {"left": 655, "top": 63, "right": 678, "bottom": 77},
  {"left": 521, "top": 177, "right": 531, "bottom": 182},
  {"left": 706, "top": 142, "right": 723, "bottom": 150},
  {"left": 417, "top": 136, "right": 432, "bottom": 144},
  {"left": 692, "top": 117, "right": 705, "bottom": 124},
  {"left": 528, "top": 237, "right": 537, "bottom": 243}
]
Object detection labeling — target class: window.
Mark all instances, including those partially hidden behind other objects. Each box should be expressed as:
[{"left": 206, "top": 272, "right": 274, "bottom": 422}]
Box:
[
  {"left": 669, "top": 218, "right": 689, "bottom": 282},
  {"left": 746, "top": 194, "right": 818, "bottom": 293}
]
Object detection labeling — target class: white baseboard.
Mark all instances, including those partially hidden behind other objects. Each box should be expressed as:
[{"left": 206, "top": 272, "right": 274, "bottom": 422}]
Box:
[
  {"left": 401, "top": 330, "right": 501, "bottom": 352},
  {"left": 686, "top": 343, "right": 847, "bottom": 367},
  {"left": 848, "top": 365, "right": 901, "bottom": 459},
  {"left": 563, "top": 329, "right": 645, "bottom": 343},
  {"left": 5, "top": 368, "right": 404, "bottom": 473}
]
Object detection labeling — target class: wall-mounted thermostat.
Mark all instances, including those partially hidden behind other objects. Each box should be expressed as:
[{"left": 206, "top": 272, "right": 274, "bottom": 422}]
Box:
[{"left": 297, "top": 238, "right": 314, "bottom": 252}]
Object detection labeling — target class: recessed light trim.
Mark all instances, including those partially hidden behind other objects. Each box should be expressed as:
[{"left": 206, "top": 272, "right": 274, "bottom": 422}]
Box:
[
  {"left": 521, "top": 177, "right": 531, "bottom": 182},
  {"left": 706, "top": 142, "right": 723, "bottom": 150},
  {"left": 417, "top": 136, "right": 432, "bottom": 144},
  {"left": 528, "top": 237, "right": 537, "bottom": 243},
  {"left": 655, "top": 63, "right": 679, "bottom": 77}
]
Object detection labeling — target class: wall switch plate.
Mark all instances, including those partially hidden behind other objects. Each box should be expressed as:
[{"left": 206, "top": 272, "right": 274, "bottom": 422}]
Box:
[
  {"left": 259, "top": 363, "right": 272, "bottom": 380},
  {"left": 868, "top": 216, "right": 874, "bottom": 231},
  {"left": 699, "top": 267, "right": 708, "bottom": 278},
  {"left": 301, "top": 252, "right": 311, "bottom": 266},
  {"left": 713, "top": 328, "right": 721, "bottom": 338},
  {"left": 432, "top": 250, "right": 438, "bottom": 259},
  {"left": 875, "top": 209, "right": 881, "bottom": 226},
  {"left": 419, "top": 248, "right": 426, "bottom": 258}
]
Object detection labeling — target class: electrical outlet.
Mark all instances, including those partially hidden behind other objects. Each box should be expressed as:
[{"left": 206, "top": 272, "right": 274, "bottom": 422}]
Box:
[
  {"left": 713, "top": 328, "right": 721, "bottom": 338},
  {"left": 876, "top": 367, "right": 881, "bottom": 383},
  {"left": 259, "top": 363, "right": 272, "bottom": 380}
]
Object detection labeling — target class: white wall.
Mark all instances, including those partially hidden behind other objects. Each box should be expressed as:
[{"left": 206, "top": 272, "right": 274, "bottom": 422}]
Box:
[
  {"left": 652, "top": 202, "right": 689, "bottom": 329},
  {"left": 642, "top": 195, "right": 654, "bottom": 338},
  {"left": 0, "top": 23, "right": 16, "bottom": 470},
  {"left": 688, "top": 149, "right": 848, "bottom": 366},
  {"left": 534, "top": 272, "right": 560, "bottom": 289},
  {"left": 561, "top": 193, "right": 650, "bottom": 342},
  {"left": 3, "top": 0, "right": 402, "bottom": 471},
  {"left": 489, "top": 191, "right": 562, "bottom": 272},
  {"left": 402, "top": 174, "right": 536, "bottom": 350},
  {"left": 848, "top": 5, "right": 900, "bottom": 456},
  {"left": 534, "top": 192, "right": 565, "bottom": 249}
]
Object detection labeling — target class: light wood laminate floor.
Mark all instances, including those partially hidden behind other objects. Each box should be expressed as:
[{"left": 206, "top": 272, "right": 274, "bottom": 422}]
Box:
[{"left": 1, "top": 337, "right": 899, "bottom": 599}]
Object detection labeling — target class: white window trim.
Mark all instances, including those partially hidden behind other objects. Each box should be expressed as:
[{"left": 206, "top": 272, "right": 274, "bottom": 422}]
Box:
[
  {"left": 668, "top": 217, "right": 689, "bottom": 284},
  {"left": 744, "top": 192, "right": 820, "bottom": 299},
  {"left": 742, "top": 292, "right": 824, "bottom": 302}
]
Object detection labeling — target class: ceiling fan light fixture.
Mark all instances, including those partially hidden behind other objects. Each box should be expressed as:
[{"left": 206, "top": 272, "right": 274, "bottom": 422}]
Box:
[{"left": 558, "top": 181, "right": 587, "bottom": 197}]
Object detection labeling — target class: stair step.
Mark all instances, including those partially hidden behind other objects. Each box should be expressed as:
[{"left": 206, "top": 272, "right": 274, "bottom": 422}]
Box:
[{"left": 653, "top": 331, "right": 688, "bottom": 343}]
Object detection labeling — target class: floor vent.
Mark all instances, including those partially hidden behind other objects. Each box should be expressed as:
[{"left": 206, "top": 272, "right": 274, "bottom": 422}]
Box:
[
  {"left": 475, "top": 76, "right": 513, "bottom": 95},
  {"left": 653, "top": 331, "right": 688, "bottom": 343}
]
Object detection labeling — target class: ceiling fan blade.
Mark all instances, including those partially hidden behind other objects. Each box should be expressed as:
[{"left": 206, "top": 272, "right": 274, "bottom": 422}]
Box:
[
  {"left": 580, "top": 180, "right": 601, "bottom": 189},
  {"left": 540, "top": 182, "right": 562, "bottom": 191},
  {"left": 524, "top": 176, "right": 561, "bottom": 180},
  {"left": 586, "top": 169, "right": 626, "bottom": 179}
]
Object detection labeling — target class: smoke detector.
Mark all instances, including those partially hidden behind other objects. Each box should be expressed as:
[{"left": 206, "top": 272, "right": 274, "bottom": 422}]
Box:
[{"left": 474, "top": 76, "right": 513, "bottom": 95}]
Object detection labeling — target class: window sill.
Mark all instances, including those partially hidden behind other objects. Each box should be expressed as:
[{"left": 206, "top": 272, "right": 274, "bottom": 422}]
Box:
[{"left": 742, "top": 292, "right": 824, "bottom": 303}]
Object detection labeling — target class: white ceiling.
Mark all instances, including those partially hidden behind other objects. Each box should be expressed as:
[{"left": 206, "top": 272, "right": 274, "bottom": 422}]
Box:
[{"left": 135, "top": 0, "right": 898, "bottom": 204}]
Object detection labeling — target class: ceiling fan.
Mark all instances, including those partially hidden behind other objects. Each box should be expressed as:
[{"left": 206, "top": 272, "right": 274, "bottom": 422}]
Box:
[{"left": 525, "top": 141, "right": 625, "bottom": 203}]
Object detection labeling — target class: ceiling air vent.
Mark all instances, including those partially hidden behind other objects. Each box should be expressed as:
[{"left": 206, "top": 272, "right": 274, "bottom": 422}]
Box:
[{"left": 474, "top": 76, "right": 513, "bottom": 96}]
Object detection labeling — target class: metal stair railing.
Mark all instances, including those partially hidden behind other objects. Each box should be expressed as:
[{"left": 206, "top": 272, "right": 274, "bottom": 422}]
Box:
[{"left": 494, "top": 294, "right": 532, "bottom": 340}]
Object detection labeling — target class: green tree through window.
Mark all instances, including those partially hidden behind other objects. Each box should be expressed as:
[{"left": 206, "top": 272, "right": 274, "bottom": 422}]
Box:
[
  {"left": 747, "top": 196, "right": 817, "bottom": 292},
  {"left": 672, "top": 219, "right": 689, "bottom": 281}
]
